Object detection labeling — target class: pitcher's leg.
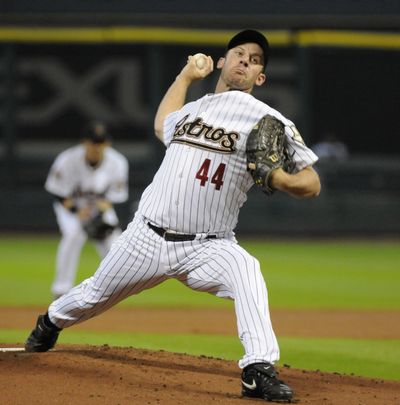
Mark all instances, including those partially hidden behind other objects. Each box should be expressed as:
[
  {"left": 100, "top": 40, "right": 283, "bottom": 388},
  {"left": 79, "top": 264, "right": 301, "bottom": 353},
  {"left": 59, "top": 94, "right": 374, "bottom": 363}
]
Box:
[
  {"left": 48, "top": 216, "right": 167, "bottom": 329},
  {"left": 94, "top": 227, "right": 122, "bottom": 258},
  {"left": 178, "top": 239, "right": 279, "bottom": 368},
  {"left": 229, "top": 249, "right": 280, "bottom": 368}
]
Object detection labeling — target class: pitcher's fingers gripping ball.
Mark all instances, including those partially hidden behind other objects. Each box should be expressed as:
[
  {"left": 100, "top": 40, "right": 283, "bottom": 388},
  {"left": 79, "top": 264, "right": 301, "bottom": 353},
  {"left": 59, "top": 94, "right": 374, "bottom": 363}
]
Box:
[
  {"left": 193, "top": 53, "right": 208, "bottom": 69},
  {"left": 186, "top": 53, "right": 214, "bottom": 79}
]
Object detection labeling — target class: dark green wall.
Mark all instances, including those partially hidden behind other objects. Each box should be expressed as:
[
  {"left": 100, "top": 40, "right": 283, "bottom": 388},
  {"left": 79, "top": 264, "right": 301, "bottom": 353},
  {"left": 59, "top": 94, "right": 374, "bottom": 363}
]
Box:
[{"left": 1, "top": 33, "right": 399, "bottom": 235}]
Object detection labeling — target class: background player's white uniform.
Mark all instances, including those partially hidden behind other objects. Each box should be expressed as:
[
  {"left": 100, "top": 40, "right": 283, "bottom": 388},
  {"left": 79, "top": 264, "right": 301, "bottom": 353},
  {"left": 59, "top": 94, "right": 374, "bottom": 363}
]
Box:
[
  {"left": 45, "top": 144, "right": 129, "bottom": 297},
  {"left": 47, "top": 91, "right": 317, "bottom": 368}
]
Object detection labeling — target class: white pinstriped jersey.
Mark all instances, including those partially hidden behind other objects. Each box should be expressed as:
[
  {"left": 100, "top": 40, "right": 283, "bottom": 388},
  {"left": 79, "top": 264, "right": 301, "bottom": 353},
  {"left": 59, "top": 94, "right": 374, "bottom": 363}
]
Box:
[
  {"left": 45, "top": 144, "right": 129, "bottom": 207},
  {"left": 138, "top": 90, "right": 318, "bottom": 234}
]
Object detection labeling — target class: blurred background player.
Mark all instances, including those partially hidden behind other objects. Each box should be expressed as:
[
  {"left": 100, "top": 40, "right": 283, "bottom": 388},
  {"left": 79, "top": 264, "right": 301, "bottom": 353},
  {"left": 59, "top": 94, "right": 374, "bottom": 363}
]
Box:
[{"left": 44, "top": 122, "right": 129, "bottom": 299}]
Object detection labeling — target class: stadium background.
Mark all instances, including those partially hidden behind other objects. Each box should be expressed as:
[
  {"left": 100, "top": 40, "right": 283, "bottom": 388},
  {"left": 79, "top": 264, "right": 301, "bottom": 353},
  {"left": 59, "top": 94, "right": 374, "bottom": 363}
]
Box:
[{"left": 1, "top": 0, "right": 399, "bottom": 236}]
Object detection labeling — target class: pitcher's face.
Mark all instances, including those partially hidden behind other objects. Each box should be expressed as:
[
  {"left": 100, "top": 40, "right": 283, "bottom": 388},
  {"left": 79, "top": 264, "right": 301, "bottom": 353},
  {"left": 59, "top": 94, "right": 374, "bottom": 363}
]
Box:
[{"left": 217, "top": 43, "right": 266, "bottom": 93}]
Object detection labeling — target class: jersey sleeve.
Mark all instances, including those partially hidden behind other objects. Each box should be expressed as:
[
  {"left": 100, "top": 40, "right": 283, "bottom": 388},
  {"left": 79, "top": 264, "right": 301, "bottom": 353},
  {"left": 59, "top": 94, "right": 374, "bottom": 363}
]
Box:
[
  {"left": 162, "top": 111, "right": 180, "bottom": 147},
  {"left": 44, "top": 153, "right": 76, "bottom": 198},
  {"left": 104, "top": 155, "right": 129, "bottom": 203},
  {"left": 284, "top": 124, "right": 319, "bottom": 172}
]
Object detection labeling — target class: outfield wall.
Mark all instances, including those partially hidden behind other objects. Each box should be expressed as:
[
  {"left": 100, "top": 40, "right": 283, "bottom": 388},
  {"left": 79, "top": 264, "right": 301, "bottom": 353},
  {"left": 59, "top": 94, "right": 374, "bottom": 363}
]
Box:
[
  {"left": 0, "top": 27, "right": 399, "bottom": 235},
  {"left": 2, "top": 155, "right": 400, "bottom": 236}
]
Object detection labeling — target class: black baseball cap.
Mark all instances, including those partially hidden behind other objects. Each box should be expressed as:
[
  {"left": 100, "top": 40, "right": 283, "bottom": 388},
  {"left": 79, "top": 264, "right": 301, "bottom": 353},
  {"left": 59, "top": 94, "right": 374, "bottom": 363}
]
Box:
[
  {"left": 227, "top": 29, "right": 270, "bottom": 70},
  {"left": 81, "top": 121, "right": 111, "bottom": 143}
]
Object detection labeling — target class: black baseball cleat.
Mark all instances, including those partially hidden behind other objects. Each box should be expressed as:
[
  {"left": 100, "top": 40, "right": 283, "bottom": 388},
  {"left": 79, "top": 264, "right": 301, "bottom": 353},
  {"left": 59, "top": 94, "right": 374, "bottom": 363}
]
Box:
[
  {"left": 25, "top": 314, "right": 61, "bottom": 352},
  {"left": 241, "top": 362, "right": 294, "bottom": 403}
]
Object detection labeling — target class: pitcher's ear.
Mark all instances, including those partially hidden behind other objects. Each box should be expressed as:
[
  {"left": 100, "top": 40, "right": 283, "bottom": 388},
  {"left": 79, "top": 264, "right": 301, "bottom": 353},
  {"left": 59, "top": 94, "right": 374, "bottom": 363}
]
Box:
[
  {"left": 216, "top": 57, "right": 225, "bottom": 69},
  {"left": 255, "top": 73, "right": 267, "bottom": 87}
]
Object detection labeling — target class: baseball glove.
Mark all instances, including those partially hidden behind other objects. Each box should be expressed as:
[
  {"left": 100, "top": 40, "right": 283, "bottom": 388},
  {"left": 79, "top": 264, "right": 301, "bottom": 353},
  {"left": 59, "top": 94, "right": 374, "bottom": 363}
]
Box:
[
  {"left": 83, "top": 213, "right": 116, "bottom": 240},
  {"left": 246, "top": 114, "right": 295, "bottom": 195}
]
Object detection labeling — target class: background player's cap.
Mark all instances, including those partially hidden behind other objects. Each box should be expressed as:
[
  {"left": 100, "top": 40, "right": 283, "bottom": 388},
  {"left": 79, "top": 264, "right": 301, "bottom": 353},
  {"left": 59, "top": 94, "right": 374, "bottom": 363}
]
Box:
[
  {"left": 81, "top": 121, "right": 111, "bottom": 143},
  {"left": 227, "top": 29, "right": 270, "bottom": 70}
]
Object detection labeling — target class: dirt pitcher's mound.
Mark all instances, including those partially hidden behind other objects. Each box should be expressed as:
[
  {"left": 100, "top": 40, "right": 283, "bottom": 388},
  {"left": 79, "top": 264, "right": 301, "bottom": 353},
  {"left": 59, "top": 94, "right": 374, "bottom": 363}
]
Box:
[{"left": 1, "top": 345, "right": 399, "bottom": 405}]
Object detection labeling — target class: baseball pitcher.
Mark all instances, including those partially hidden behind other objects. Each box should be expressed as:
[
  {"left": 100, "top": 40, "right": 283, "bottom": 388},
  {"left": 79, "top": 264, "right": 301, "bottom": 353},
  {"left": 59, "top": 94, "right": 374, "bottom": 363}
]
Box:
[{"left": 26, "top": 30, "right": 320, "bottom": 403}]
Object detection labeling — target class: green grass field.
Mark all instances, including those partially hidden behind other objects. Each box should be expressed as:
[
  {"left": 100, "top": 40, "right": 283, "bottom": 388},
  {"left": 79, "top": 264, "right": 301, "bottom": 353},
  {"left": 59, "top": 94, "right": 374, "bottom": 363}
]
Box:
[{"left": 1, "top": 235, "right": 399, "bottom": 380}]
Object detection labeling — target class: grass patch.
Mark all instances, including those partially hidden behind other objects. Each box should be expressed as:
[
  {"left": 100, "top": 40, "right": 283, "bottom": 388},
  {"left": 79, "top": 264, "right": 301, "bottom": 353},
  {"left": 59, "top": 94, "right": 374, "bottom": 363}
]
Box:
[
  {"left": 1, "top": 236, "right": 399, "bottom": 309},
  {"left": 241, "top": 240, "right": 400, "bottom": 309},
  {"left": 279, "top": 337, "right": 400, "bottom": 381}
]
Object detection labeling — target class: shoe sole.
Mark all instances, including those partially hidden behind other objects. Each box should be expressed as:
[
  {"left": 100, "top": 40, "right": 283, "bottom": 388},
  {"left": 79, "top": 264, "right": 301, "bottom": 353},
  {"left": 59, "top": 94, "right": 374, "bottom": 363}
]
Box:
[{"left": 242, "top": 389, "right": 293, "bottom": 402}]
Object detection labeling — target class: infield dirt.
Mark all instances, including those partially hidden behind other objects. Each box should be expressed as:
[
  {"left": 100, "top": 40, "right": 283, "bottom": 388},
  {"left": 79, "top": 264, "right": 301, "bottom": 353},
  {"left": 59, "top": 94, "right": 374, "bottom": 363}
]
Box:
[{"left": 1, "top": 307, "right": 399, "bottom": 405}]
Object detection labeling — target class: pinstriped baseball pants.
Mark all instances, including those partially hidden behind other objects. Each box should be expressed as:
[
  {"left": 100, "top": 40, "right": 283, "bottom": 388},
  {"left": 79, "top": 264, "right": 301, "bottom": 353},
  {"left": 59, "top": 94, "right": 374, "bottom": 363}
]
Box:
[{"left": 48, "top": 213, "right": 280, "bottom": 368}]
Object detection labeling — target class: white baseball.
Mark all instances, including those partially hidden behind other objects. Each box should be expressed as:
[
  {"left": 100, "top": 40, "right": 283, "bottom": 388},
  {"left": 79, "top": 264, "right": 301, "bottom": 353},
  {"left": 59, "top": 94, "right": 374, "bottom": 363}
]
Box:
[{"left": 193, "top": 53, "right": 207, "bottom": 69}]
